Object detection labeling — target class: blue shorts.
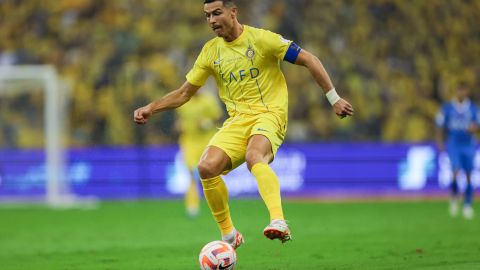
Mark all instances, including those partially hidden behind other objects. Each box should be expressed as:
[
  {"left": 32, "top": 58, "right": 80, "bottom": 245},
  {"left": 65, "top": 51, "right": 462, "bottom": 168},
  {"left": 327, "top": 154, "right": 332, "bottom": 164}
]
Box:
[{"left": 447, "top": 144, "right": 475, "bottom": 173}]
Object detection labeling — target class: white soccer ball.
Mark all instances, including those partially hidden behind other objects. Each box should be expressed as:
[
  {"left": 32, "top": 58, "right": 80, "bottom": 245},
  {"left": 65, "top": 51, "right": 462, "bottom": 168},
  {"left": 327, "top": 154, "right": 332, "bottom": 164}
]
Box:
[{"left": 198, "top": 240, "right": 236, "bottom": 270}]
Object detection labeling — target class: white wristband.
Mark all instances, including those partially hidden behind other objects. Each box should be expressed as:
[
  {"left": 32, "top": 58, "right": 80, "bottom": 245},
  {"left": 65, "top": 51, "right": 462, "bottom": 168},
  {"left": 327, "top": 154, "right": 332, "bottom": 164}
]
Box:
[{"left": 326, "top": 88, "right": 341, "bottom": 106}]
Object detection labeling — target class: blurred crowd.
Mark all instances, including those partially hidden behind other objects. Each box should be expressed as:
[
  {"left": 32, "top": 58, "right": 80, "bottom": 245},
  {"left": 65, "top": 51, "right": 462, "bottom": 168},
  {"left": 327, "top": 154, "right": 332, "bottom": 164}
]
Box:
[{"left": 0, "top": 0, "right": 479, "bottom": 148}]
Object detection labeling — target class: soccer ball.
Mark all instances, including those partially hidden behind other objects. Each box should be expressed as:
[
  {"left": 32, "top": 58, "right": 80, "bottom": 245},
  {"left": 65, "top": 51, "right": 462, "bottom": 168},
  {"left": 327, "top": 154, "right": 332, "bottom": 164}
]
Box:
[{"left": 198, "top": 240, "right": 236, "bottom": 270}]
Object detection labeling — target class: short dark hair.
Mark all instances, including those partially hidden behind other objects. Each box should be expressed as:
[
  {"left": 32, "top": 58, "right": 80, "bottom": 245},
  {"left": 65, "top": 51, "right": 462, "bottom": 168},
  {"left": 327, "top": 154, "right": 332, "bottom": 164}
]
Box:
[
  {"left": 457, "top": 81, "right": 469, "bottom": 90},
  {"left": 204, "top": 0, "right": 236, "bottom": 7}
]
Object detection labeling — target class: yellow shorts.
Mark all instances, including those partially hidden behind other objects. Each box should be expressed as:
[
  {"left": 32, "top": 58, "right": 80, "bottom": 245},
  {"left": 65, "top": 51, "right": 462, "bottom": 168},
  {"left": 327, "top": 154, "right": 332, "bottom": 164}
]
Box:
[
  {"left": 208, "top": 112, "right": 287, "bottom": 172},
  {"left": 179, "top": 134, "right": 212, "bottom": 169}
]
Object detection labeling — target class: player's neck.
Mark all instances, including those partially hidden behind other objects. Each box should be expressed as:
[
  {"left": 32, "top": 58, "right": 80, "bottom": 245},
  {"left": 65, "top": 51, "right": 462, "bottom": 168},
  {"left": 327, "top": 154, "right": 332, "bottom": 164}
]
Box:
[
  {"left": 455, "top": 97, "right": 468, "bottom": 104},
  {"left": 223, "top": 22, "right": 243, "bottom": 42}
]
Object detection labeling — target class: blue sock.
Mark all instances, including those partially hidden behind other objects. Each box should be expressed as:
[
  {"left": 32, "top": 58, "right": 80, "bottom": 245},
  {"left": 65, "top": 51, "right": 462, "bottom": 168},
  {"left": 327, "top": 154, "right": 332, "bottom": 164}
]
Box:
[
  {"left": 451, "top": 181, "right": 459, "bottom": 197},
  {"left": 464, "top": 184, "right": 474, "bottom": 206}
]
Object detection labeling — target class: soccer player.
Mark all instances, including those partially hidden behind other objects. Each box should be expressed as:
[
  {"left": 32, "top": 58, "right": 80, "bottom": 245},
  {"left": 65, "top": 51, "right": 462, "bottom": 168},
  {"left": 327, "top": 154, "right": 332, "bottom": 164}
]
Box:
[
  {"left": 134, "top": 0, "right": 354, "bottom": 248},
  {"left": 176, "top": 90, "right": 222, "bottom": 217},
  {"left": 436, "top": 82, "right": 479, "bottom": 219}
]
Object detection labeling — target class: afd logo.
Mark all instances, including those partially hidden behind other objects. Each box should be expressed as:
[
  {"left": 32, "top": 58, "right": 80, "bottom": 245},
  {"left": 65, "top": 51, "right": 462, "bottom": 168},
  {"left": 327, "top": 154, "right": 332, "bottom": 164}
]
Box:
[{"left": 220, "top": 68, "right": 260, "bottom": 84}]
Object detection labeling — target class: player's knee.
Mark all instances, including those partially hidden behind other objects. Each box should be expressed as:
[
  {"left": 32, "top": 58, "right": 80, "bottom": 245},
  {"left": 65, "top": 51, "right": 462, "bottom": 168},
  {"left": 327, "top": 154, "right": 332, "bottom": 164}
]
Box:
[
  {"left": 198, "top": 160, "right": 221, "bottom": 179},
  {"left": 246, "top": 151, "right": 265, "bottom": 171}
]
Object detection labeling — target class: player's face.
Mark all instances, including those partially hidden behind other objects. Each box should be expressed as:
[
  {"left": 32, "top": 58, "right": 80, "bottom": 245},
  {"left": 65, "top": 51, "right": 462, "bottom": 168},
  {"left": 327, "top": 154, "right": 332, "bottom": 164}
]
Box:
[
  {"left": 456, "top": 87, "right": 469, "bottom": 101},
  {"left": 204, "top": 1, "right": 236, "bottom": 38}
]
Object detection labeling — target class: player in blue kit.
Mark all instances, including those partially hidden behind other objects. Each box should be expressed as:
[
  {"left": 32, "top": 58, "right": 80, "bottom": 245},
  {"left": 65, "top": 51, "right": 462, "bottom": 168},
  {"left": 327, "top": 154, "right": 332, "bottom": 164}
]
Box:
[{"left": 436, "top": 82, "right": 479, "bottom": 219}]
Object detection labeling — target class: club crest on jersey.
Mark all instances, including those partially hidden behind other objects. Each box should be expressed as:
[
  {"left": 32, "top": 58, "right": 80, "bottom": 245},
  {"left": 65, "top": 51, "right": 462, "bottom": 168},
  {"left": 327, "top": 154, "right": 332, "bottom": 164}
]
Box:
[{"left": 245, "top": 47, "right": 255, "bottom": 59}]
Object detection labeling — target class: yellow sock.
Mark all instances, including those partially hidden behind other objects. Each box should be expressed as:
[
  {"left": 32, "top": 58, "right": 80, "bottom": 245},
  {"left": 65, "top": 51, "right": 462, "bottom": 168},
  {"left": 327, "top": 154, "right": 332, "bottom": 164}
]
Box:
[
  {"left": 251, "top": 163, "right": 284, "bottom": 221},
  {"left": 201, "top": 175, "right": 233, "bottom": 235},
  {"left": 185, "top": 179, "right": 199, "bottom": 215}
]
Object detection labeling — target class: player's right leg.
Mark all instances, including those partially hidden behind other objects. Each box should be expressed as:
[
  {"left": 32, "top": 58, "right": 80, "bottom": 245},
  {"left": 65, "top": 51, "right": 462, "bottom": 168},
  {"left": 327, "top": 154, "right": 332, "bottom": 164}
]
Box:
[
  {"left": 449, "top": 172, "right": 459, "bottom": 217},
  {"left": 198, "top": 146, "right": 244, "bottom": 249},
  {"left": 448, "top": 148, "right": 461, "bottom": 217},
  {"left": 221, "top": 228, "right": 244, "bottom": 250}
]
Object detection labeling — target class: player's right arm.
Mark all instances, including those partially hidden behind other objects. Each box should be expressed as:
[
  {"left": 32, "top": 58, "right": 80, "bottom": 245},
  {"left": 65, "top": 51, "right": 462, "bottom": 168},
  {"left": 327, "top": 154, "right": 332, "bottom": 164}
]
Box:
[
  {"left": 134, "top": 82, "right": 200, "bottom": 125},
  {"left": 134, "top": 40, "right": 212, "bottom": 125}
]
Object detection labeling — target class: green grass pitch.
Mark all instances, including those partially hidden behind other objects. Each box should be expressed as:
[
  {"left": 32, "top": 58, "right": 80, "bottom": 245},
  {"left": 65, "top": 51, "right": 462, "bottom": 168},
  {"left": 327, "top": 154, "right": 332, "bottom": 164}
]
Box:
[{"left": 1, "top": 199, "right": 479, "bottom": 269}]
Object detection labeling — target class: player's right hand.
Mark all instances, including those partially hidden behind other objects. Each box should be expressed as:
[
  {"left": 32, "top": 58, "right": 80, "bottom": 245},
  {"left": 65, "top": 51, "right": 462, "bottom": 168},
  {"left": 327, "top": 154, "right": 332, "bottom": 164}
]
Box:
[
  {"left": 134, "top": 106, "right": 152, "bottom": 124},
  {"left": 333, "top": 98, "right": 354, "bottom": 119}
]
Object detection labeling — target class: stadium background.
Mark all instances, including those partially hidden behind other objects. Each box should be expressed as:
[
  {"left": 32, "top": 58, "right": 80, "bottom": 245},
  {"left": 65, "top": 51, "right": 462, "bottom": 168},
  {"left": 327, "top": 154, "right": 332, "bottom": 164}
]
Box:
[
  {"left": 1, "top": 0, "right": 479, "bottom": 198},
  {"left": 1, "top": 0, "right": 479, "bottom": 147},
  {"left": 1, "top": 1, "right": 480, "bottom": 269}
]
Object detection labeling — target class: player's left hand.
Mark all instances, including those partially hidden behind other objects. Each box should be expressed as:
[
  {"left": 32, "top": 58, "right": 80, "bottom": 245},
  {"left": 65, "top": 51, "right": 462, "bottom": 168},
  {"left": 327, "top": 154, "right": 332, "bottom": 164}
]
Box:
[
  {"left": 333, "top": 98, "right": 354, "bottom": 119},
  {"left": 468, "top": 123, "right": 478, "bottom": 133}
]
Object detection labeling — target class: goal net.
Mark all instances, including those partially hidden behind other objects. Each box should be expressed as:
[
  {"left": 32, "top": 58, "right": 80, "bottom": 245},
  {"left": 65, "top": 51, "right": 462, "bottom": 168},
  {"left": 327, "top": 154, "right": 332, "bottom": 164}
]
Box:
[{"left": 0, "top": 65, "right": 95, "bottom": 207}]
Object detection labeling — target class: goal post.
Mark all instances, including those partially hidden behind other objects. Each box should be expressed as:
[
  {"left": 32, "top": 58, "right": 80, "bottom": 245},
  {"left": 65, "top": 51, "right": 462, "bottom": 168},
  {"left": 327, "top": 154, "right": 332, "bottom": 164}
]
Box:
[{"left": 0, "top": 65, "right": 96, "bottom": 207}]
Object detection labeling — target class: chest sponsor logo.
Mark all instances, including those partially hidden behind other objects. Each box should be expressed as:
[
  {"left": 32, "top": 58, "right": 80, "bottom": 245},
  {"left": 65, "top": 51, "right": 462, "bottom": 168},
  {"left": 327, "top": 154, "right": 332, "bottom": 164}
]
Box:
[{"left": 221, "top": 67, "right": 260, "bottom": 83}]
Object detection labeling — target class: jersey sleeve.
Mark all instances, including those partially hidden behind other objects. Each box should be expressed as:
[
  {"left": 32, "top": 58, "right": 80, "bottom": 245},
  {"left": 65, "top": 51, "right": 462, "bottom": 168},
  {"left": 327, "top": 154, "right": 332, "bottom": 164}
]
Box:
[
  {"left": 261, "top": 30, "right": 293, "bottom": 61},
  {"left": 186, "top": 44, "right": 212, "bottom": 87}
]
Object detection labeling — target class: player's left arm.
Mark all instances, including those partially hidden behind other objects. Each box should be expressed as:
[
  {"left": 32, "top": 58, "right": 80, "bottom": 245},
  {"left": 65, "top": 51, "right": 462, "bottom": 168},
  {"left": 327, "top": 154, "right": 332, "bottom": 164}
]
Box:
[
  {"left": 469, "top": 106, "right": 480, "bottom": 133},
  {"left": 293, "top": 48, "right": 354, "bottom": 118}
]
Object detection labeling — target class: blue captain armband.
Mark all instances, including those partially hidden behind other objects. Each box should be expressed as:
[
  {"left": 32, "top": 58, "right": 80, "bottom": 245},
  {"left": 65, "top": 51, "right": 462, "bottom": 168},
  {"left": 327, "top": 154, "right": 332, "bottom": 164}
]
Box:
[{"left": 284, "top": 42, "right": 302, "bottom": 63}]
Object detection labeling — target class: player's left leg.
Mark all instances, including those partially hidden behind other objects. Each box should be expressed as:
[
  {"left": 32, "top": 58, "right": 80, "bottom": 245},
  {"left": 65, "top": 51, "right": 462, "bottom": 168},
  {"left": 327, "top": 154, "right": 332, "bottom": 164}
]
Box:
[
  {"left": 449, "top": 170, "right": 460, "bottom": 217},
  {"left": 447, "top": 146, "right": 461, "bottom": 217},
  {"left": 461, "top": 148, "right": 475, "bottom": 219},
  {"left": 246, "top": 135, "right": 283, "bottom": 220},
  {"left": 463, "top": 173, "right": 474, "bottom": 220},
  {"left": 246, "top": 135, "right": 291, "bottom": 243}
]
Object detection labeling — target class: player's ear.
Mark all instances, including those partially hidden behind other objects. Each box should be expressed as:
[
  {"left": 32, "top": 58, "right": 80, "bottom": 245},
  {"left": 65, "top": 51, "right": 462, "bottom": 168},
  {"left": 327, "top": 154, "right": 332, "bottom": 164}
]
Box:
[{"left": 230, "top": 7, "right": 238, "bottom": 19}]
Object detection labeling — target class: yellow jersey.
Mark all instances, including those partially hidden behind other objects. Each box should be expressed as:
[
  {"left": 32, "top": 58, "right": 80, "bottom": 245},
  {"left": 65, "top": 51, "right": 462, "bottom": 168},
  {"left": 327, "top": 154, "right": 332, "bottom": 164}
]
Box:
[
  {"left": 177, "top": 92, "right": 222, "bottom": 141},
  {"left": 186, "top": 25, "right": 292, "bottom": 123},
  {"left": 177, "top": 92, "right": 222, "bottom": 169}
]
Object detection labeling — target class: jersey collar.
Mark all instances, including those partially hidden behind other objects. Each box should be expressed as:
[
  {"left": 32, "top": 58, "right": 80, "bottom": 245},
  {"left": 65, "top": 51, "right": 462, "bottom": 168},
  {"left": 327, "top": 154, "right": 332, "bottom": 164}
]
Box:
[
  {"left": 223, "top": 25, "right": 248, "bottom": 46},
  {"left": 452, "top": 98, "right": 471, "bottom": 113}
]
